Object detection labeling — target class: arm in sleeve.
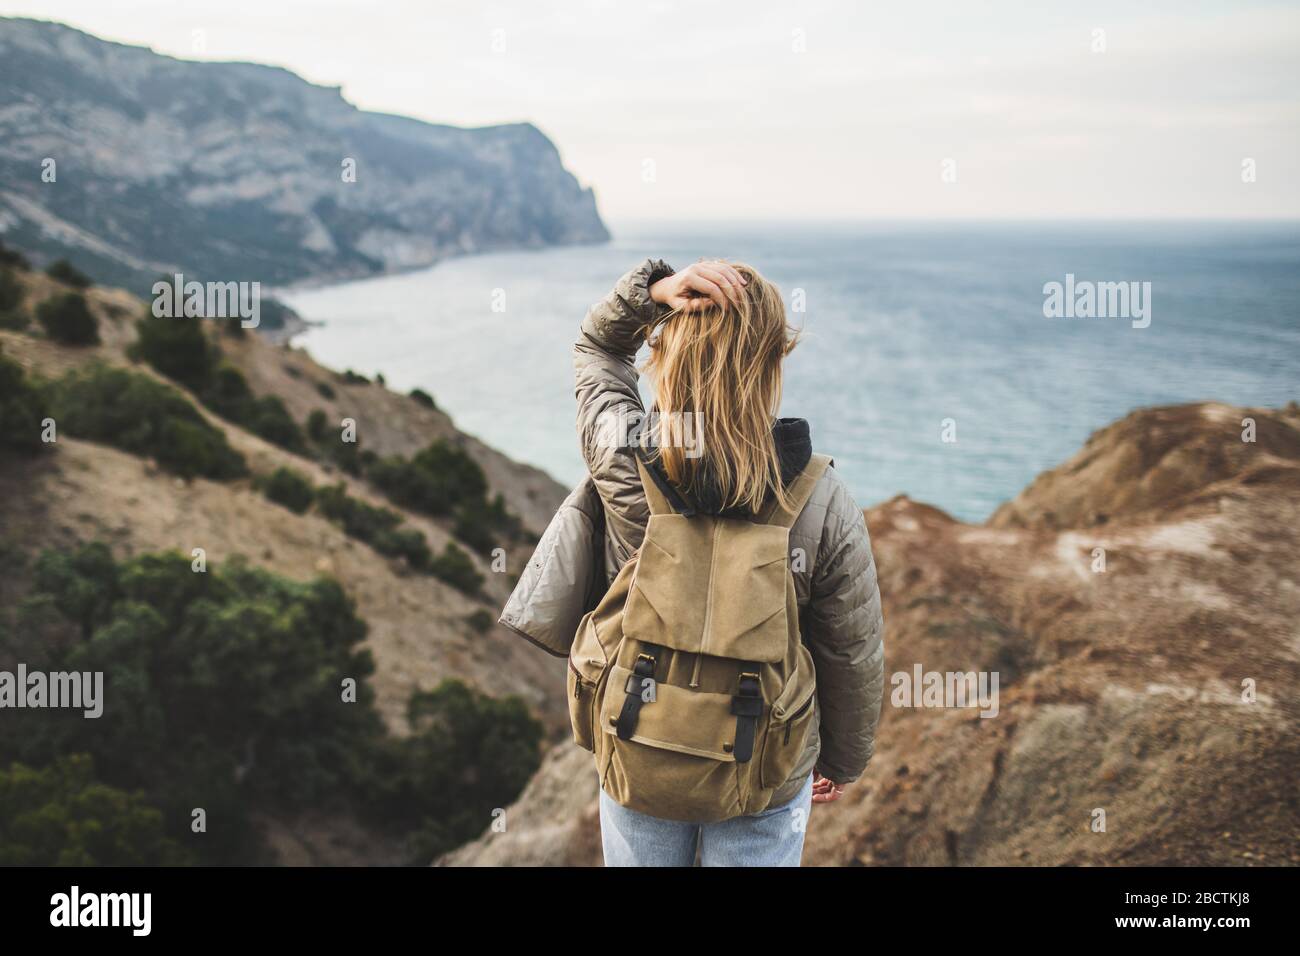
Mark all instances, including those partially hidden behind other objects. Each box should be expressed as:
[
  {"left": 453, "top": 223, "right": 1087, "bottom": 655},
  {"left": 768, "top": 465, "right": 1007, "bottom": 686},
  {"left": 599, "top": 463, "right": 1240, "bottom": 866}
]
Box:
[
  {"left": 573, "top": 258, "right": 675, "bottom": 559},
  {"left": 805, "top": 474, "right": 885, "bottom": 784}
]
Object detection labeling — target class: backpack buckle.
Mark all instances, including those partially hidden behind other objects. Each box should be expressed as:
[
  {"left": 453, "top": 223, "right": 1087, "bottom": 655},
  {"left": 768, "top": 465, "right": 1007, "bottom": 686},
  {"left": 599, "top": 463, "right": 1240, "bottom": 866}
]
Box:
[
  {"left": 628, "top": 653, "right": 658, "bottom": 699},
  {"left": 616, "top": 646, "right": 661, "bottom": 741}
]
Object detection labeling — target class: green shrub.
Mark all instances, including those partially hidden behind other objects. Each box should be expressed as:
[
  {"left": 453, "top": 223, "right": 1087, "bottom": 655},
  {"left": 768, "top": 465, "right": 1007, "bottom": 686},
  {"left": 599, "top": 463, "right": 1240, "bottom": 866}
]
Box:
[
  {"left": 322, "top": 435, "right": 363, "bottom": 477},
  {"left": 306, "top": 408, "right": 329, "bottom": 442},
  {"left": 374, "top": 526, "right": 433, "bottom": 571},
  {"left": 135, "top": 316, "right": 307, "bottom": 453},
  {"left": 315, "top": 483, "right": 431, "bottom": 570},
  {"left": 453, "top": 494, "right": 521, "bottom": 556},
  {"left": 453, "top": 502, "right": 498, "bottom": 555},
  {"left": 415, "top": 440, "right": 487, "bottom": 501},
  {"left": 0, "top": 348, "right": 51, "bottom": 456},
  {"left": 409, "top": 387, "right": 437, "bottom": 410},
  {"left": 328, "top": 441, "right": 363, "bottom": 476},
  {"left": 46, "top": 364, "right": 247, "bottom": 480},
  {"left": 200, "top": 363, "right": 303, "bottom": 450},
  {"left": 341, "top": 369, "right": 369, "bottom": 385},
  {"left": 245, "top": 394, "right": 306, "bottom": 453},
  {"left": 258, "top": 466, "right": 315, "bottom": 514},
  {"left": 368, "top": 455, "right": 444, "bottom": 513},
  {"left": 36, "top": 292, "right": 99, "bottom": 345},
  {"left": 429, "top": 542, "right": 483, "bottom": 595},
  {"left": 0, "top": 544, "right": 540, "bottom": 865},
  {"left": 0, "top": 756, "right": 190, "bottom": 865},
  {"left": 0, "top": 308, "right": 29, "bottom": 331},
  {"left": 1, "top": 546, "right": 379, "bottom": 864},
  {"left": 135, "top": 311, "right": 215, "bottom": 390},
  {"left": 489, "top": 493, "right": 522, "bottom": 536},
  {"left": 366, "top": 440, "right": 523, "bottom": 558},
  {"left": 200, "top": 361, "right": 254, "bottom": 413},
  {"left": 30, "top": 540, "right": 118, "bottom": 639},
  {"left": 363, "top": 680, "right": 543, "bottom": 861},
  {"left": 44, "top": 259, "right": 93, "bottom": 289},
  {"left": 370, "top": 440, "right": 488, "bottom": 518},
  {"left": 0, "top": 239, "right": 29, "bottom": 270},
  {"left": 465, "top": 609, "right": 494, "bottom": 634},
  {"left": 316, "top": 381, "right": 336, "bottom": 400},
  {"left": 0, "top": 265, "right": 28, "bottom": 328},
  {"left": 302, "top": 408, "right": 366, "bottom": 473},
  {"left": 0, "top": 266, "right": 23, "bottom": 312}
]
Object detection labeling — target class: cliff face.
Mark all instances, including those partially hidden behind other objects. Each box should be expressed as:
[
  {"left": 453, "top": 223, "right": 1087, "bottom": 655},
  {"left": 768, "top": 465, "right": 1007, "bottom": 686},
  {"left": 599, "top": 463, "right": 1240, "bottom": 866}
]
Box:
[
  {"left": 440, "top": 401, "right": 1300, "bottom": 866},
  {"left": 0, "top": 17, "right": 609, "bottom": 291}
]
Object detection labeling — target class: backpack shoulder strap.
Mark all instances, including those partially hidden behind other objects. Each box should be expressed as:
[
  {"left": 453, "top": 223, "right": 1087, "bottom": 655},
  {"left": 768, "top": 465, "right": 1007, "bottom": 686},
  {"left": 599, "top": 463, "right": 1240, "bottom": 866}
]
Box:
[
  {"left": 759, "top": 454, "right": 832, "bottom": 529},
  {"left": 634, "top": 448, "right": 696, "bottom": 517}
]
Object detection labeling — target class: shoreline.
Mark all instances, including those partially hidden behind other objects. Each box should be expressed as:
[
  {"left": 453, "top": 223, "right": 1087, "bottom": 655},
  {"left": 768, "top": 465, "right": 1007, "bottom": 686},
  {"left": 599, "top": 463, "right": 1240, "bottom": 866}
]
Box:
[
  {"left": 269, "top": 235, "right": 615, "bottom": 347},
  {"left": 268, "top": 234, "right": 615, "bottom": 301}
]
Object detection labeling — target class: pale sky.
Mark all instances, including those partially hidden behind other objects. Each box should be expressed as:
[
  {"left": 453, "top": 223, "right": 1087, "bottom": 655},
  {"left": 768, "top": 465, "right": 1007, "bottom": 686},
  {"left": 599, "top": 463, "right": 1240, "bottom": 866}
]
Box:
[{"left": 5, "top": 0, "right": 1299, "bottom": 221}]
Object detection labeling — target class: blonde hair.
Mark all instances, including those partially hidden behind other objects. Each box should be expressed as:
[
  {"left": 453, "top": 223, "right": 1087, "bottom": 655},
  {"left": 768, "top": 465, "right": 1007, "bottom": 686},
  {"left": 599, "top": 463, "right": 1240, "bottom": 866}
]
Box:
[{"left": 642, "top": 261, "right": 800, "bottom": 514}]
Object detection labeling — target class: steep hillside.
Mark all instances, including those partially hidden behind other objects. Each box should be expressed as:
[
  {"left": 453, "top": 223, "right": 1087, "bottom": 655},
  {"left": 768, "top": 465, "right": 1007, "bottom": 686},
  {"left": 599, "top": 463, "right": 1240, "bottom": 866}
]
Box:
[
  {"left": 0, "top": 17, "right": 608, "bottom": 292},
  {"left": 440, "top": 402, "right": 1300, "bottom": 866},
  {"left": 0, "top": 266, "right": 571, "bottom": 739}
]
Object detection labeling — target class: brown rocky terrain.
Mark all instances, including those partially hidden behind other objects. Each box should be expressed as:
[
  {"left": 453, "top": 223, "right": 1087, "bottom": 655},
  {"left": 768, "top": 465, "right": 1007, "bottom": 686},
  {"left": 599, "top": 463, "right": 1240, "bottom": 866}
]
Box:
[{"left": 440, "top": 401, "right": 1300, "bottom": 866}]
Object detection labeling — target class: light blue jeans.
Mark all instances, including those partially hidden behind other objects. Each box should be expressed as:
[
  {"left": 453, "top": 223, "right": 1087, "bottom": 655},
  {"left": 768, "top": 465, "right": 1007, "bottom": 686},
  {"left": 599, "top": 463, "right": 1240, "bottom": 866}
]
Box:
[{"left": 599, "top": 774, "right": 814, "bottom": 867}]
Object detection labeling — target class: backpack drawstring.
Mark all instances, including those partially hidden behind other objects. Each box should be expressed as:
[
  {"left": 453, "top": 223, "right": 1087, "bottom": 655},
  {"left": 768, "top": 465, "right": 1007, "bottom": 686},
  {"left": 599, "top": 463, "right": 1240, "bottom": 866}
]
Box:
[{"left": 689, "top": 652, "right": 703, "bottom": 688}]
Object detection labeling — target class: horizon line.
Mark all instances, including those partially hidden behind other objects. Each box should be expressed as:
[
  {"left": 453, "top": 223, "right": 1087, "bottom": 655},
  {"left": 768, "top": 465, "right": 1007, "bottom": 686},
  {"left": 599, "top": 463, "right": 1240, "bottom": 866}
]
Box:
[{"left": 609, "top": 215, "right": 1300, "bottom": 225}]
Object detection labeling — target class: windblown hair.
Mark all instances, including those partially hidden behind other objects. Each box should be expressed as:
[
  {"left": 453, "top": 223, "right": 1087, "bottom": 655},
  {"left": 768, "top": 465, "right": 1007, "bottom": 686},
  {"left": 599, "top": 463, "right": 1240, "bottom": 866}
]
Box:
[{"left": 642, "top": 261, "right": 800, "bottom": 514}]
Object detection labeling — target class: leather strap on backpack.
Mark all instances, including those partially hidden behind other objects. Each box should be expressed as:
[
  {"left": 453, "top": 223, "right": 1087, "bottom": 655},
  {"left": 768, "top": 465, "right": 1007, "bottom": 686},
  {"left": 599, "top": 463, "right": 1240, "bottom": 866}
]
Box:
[
  {"left": 759, "top": 453, "right": 832, "bottom": 529},
  {"left": 634, "top": 448, "right": 696, "bottom": 517},
  {"left": 730, "top": 665, "right": 763, "bottom": 763},
  {"left": 615, "top": 644, "right": 662, "bottom": 740}
]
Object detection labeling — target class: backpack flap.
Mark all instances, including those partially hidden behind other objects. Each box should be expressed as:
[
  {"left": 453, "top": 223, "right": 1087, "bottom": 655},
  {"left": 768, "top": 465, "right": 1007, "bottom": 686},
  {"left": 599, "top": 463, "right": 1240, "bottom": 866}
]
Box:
[{"left": 623, "top": 516, "right": 792, "bottom": 663}]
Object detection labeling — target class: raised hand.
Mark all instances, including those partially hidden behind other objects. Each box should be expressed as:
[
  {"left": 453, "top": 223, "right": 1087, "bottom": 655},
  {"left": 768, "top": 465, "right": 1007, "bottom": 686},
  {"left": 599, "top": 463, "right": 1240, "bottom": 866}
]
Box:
[{"left": 649, "top": 260, "right": 747, "bottom": 313}]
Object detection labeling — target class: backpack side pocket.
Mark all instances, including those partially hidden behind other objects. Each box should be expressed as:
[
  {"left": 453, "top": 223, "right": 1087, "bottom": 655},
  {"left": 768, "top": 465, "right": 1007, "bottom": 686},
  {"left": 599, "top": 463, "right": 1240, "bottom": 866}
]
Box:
[
  {"left": 567, "top": 613, "right": 609, "bottom": 752},
  {"left": 759, "top": 649, "right": 817, "bottom": 790}
]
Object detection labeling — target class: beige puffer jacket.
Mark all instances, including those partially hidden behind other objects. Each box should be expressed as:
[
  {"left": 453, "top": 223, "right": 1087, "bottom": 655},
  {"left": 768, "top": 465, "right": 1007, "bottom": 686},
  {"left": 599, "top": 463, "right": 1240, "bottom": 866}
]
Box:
[{"left": 500, "top": 259, "right": 885, "bottom": 802}]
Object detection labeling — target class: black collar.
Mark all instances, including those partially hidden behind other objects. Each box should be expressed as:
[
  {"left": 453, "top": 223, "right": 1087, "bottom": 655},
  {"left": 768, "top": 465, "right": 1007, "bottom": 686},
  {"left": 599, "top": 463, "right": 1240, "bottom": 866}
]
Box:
[{"left": 645, "top": 417, "right": 813, "bottom": 517}]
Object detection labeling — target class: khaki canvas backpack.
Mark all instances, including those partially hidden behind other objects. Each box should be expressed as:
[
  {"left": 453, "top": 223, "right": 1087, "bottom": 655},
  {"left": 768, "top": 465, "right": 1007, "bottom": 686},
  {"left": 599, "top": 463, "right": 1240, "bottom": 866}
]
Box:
[{"left": 567, "top": 450, "right": 832, "bottom": 822}]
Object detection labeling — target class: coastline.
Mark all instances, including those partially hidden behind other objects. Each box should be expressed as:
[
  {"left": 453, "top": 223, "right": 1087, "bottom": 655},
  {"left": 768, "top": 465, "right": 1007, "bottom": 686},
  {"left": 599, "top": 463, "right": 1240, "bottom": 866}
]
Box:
[
  {"left": 265, "top": 221, "right": 1300, "bottom": 523},
  {"left": 266, "top": 235, "right": 615, "bottom": 347}
]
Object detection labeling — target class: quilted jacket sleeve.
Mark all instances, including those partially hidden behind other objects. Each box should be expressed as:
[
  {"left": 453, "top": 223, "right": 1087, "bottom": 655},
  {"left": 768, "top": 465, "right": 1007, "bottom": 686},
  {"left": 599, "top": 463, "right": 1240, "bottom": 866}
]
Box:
[
  {"left": 573, "top": 258, "right": 675, "bottom": 571},
  {"left": 805, "top": 472, "right": 885, "bottom": 784}
]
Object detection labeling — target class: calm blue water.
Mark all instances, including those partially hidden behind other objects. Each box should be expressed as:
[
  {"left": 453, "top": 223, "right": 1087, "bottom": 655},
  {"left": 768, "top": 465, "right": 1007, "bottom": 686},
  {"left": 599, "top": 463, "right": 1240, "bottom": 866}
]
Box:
[{"left": 281, "top": 221, "right": 1300, "bottom": 522}]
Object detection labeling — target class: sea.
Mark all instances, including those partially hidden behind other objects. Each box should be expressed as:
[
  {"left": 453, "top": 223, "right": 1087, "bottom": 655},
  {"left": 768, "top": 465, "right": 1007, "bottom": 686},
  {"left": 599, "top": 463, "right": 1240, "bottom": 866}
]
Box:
[{"left": 279, "top": 221, "right": 1300, "bottom": 522}]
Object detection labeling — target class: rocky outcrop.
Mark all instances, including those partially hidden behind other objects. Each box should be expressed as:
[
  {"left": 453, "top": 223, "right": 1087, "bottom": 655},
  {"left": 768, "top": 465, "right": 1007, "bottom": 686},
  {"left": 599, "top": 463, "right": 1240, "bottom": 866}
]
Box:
[
  {"left": 441, "top": 402, "right": 1300, "bottom": 866},
  {"left": 0, "top": 17, "right": 609, "bottom": 292},
  {"left": 990, "top": 401, "right": 1300, "bottom": 530},
  {"left": 435, "top": 745, "right": 602, "bottom": 867}
]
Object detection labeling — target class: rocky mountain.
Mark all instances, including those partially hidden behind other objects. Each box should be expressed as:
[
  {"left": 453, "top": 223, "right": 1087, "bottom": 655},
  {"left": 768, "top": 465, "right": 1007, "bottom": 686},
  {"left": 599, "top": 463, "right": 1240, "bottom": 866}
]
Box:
[
  {"left": 440, "top": 401, "right": 1300, "bottom": 866},
  {"left": 0, "top": 17, "right": 608, "bottom": 293}
]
